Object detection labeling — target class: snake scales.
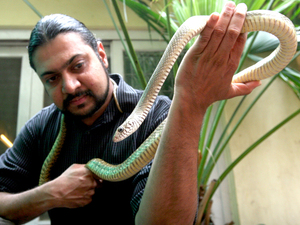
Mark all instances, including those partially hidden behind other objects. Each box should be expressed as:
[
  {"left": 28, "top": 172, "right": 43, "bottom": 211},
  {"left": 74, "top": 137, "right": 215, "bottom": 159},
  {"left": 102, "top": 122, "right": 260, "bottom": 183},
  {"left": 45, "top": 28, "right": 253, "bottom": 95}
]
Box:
[{"left": 39, "top": 10, "right": 297, "bottom": 185}]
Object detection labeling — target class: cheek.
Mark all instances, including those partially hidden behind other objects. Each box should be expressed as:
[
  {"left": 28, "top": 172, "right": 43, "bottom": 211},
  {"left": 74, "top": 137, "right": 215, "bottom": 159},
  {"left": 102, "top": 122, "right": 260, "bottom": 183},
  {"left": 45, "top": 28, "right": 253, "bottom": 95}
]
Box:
[
  {"left": 94, "top": 78, "right": 108, "bottom": 96},
  {"left": 47, "top": 87, "right": 64, "bottom": 109},
  {"left": 81, "top": 61, "right": 108, "bottom": 94},
  {"left": 86, "top": 72, "right": 107, "bottom": 92}
]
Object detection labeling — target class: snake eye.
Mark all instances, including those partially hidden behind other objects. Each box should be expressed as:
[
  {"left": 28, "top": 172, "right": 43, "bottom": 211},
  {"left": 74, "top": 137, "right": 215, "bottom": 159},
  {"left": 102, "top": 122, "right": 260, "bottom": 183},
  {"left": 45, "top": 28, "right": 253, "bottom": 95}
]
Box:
[{"left": 117, "top": 126, "right": 124, "bottom": 133}]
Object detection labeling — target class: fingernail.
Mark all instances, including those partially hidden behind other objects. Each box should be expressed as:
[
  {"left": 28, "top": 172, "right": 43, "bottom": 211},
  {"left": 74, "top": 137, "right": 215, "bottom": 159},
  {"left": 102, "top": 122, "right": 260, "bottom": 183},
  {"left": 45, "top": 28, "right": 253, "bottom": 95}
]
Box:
[
  {"left": 226, "top": 1, "right": 236, "bottom": 9},
  {"left": 211, "top": 12, "right": 219, "bottom": 21},
  {"left": 236, "top": 3, "right": 247, "bottom": 12}
]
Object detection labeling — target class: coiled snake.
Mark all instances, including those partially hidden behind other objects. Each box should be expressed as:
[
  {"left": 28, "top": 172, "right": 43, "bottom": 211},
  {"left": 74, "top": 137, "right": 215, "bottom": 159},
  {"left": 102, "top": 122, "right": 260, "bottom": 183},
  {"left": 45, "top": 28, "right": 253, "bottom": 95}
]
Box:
[{"left": 39, "top": 10, "right": 297, "bottom": 185}]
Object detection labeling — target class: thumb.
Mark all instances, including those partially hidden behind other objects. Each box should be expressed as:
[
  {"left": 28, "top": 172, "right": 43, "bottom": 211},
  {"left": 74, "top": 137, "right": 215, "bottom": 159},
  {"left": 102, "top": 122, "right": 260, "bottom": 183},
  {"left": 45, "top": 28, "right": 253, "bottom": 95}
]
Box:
[{"left": 229, "top": 80, "right": 262, "bottom": 98}]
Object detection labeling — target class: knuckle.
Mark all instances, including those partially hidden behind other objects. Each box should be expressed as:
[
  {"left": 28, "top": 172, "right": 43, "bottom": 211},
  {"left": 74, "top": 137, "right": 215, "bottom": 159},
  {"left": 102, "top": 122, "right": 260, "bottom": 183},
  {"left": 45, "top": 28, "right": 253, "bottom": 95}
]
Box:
[
  {"left": 214, "top": 27, "right": 226, "bottom": 37},
  {"left": 92, "top": 180, "right": 98, "bottom": 188},
  {"left": 227, "top": 28, "right": 241, "bottom": 39},
  {"left": 237, "top": 33, "right": 247, "bottom": 43},
  {"left": 87, "top": 189, "right": 95, "bottom": 196},
  {"left": 234, "top": 10, "right": 246, "bottom": 20},
  {"left": 199, "top": 34, "right": 211, "bottom": 44},
  {"left": 222, "top": 10, "right": 233, "bottom": 19}
]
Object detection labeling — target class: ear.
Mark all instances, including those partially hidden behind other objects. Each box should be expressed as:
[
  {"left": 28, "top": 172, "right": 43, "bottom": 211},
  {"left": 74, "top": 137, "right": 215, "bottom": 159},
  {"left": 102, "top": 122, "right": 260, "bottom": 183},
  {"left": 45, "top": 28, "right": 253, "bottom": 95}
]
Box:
[{"left": 97, "top": 41, "right": 109, "bottom": 68}]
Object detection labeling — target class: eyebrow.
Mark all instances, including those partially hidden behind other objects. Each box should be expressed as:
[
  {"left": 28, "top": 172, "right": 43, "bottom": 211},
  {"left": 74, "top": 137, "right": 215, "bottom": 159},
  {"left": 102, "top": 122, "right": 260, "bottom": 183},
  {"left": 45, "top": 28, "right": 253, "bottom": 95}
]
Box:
[{"left": 40, "top": 54, "right": 83, "bottom": 78}]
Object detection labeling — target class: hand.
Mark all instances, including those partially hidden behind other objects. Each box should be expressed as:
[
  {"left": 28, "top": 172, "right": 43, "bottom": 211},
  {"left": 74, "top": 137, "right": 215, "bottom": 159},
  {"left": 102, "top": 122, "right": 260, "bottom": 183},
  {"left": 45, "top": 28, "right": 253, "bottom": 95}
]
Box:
[
  {"left": 47, "top": 164, "right": 102, "bottom": 208},
  {"left": 175, "top": 1, "right": 261, "bottom": 110}
]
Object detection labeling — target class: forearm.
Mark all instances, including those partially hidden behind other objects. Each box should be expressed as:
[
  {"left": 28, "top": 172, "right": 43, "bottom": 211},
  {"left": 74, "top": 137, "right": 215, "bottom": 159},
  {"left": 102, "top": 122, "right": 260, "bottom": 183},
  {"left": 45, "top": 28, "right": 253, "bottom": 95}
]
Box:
[
  {"left": 0, "top": 164, "right": 98, "bottom": 223},
  {"left": 0, "top": 183, "right": 56, "bottom": 223},
  {"left": 136, "top": 93, "right": 206, "bottom": 224},
  {"left": 136, "top": 2, "right": 260, "bottom": 223}
]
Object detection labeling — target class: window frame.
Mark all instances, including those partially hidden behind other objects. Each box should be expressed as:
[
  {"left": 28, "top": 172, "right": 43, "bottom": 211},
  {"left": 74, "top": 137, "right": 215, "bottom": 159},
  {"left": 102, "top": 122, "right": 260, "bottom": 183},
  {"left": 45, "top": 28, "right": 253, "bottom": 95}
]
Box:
[{"left": 0, "top": 44, "right": 44, "bottom": 135}]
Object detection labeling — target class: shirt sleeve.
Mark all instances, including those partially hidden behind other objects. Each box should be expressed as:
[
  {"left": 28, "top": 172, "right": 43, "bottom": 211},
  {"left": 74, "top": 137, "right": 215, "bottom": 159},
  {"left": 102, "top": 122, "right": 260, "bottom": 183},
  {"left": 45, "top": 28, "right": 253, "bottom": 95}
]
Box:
[
  {"left": 129, "top": 95, "right": 171, "bottom": 217},
  {"left": 0, "top": 115, "right": 42, "bottom": 193}
]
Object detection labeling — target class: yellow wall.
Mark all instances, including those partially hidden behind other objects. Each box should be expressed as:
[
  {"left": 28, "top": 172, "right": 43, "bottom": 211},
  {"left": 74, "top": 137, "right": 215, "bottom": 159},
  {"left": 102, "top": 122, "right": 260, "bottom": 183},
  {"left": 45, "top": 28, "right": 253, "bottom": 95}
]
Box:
[
  {"left": 225, "top": 76, "right": 300, "bottom": 224},
  {"left": 0, "top": 0, "right": 154, "bottom": 29}
]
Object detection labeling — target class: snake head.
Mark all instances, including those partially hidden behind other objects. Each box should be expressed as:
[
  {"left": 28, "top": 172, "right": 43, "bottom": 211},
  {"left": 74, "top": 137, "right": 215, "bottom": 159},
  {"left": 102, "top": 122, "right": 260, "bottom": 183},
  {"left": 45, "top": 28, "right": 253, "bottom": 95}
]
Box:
[{"left": 113, "top": 119, "right": 139, "bottom": 142}]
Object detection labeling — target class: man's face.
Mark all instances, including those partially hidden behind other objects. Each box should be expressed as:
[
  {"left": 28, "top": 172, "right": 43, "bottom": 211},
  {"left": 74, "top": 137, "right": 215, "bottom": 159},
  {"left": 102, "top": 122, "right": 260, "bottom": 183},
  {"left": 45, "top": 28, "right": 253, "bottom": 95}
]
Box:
[{"left": 33, "top": 32, "right": 111, "bottom": 121}]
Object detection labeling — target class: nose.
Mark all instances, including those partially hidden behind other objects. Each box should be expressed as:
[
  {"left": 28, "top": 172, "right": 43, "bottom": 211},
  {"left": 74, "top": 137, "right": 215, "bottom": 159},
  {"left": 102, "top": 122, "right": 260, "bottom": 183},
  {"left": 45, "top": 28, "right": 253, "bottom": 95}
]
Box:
[{"left": 61, "top": 73, "right": 81, "bottom": 94}]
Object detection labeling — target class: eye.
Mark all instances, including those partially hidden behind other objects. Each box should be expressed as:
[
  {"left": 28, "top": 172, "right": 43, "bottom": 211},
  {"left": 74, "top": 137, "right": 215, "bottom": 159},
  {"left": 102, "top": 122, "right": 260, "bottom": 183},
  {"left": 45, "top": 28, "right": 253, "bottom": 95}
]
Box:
[
  {"left": 45, "top": 74, "right": 59, "bottom": 85},
  {"left": 75, "top": 63, "right": 83, "bottom": 69},
  {"left": 73, "top": 62, "right": 84, "bottom": 71},
  {"left": 117, "top": 126, "right": 124, "bottom": 133}
]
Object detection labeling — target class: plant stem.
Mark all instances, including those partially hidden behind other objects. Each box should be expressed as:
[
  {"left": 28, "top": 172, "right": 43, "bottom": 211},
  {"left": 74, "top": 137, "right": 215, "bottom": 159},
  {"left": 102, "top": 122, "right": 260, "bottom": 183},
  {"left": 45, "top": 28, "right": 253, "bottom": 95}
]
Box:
[
  {"left": 198, "top": 101, "right": 225, "bottom": 188},
  {"left": 203, "top": 74, "right": 278, "bottom": 185},
  {"left": 23, "top": 0, "right": 43, "bottom": 18},
  {"left": 199, "top": 105, "right": 213, "bottom": 152},
  {"left": 111, "top": 0, "right": 147, "bottom": 88},
  {"left": 103, "top": 0, "right": 139, "bottom": 77},
  {"left": 195, "top": 180, "right": 216, "bottom": 225},
  {"left": 197, "top": 105, "right": 213, "bottom": 188}
]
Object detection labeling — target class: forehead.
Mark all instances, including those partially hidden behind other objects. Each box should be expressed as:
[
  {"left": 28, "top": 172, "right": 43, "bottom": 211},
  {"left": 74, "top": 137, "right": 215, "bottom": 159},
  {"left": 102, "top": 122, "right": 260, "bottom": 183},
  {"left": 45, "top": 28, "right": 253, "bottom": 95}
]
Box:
[{"left": 33, "top": 32, "right": 93, "bottom": 74}]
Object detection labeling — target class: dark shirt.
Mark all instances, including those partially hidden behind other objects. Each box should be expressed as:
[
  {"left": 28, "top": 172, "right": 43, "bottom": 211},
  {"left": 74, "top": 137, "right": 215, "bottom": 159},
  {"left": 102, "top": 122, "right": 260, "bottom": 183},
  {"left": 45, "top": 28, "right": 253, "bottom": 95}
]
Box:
[{"left": 0, "top": 74, "right": 171, "bottom": 224}]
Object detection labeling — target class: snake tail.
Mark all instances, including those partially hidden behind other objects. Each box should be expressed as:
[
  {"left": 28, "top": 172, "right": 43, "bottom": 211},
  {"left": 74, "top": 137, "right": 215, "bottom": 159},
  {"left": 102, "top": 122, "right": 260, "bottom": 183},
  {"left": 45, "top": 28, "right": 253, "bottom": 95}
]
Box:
[{"left": 39, "top": 115, "right": 66, "bottom": 185}]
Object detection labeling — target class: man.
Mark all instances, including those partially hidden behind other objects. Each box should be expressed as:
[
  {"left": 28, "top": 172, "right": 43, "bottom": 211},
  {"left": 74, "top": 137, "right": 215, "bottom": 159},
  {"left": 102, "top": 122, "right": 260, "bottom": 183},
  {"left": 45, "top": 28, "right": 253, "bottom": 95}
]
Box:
[{"left": 0, "top": 1, "right": 260, "bottom": 224}]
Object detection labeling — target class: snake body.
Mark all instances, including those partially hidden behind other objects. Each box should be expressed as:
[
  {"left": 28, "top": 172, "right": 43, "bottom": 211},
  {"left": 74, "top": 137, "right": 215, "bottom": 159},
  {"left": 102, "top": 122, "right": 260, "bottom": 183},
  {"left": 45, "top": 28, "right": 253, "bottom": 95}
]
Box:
[
  {"left": 39, "top": 116, "right": 66, "bottom": 185},
  {"left": 39, "top": 10, "right": 297, "bottom": 184},
  {"left": 113, "top": 10, "right": 297, "bottom": 142},
  {"left": 87, "top": 119, "right": 166, "bottom": 181}
]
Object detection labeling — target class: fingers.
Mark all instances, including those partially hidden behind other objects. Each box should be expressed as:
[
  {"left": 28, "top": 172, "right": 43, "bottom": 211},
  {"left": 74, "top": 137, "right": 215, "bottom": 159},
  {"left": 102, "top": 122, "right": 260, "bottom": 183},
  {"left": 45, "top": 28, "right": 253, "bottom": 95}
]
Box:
[
  {"left": 175, "top": 2, "right": 257, "bottom": 107},
  {"left": 207, "top": 1, "right": 237, "bottom": 54},
  {"left": 217, "top": 3, "right": 247, "bottom": 53},
  {"left": 192, "top": 13, "right": 219, "bottom": 54},
  {"left": 202, "top": 2, "right": 249, "bottom": 88},
  {"left": 53, "top": 164, "right": 103, "bottom": 208},
  {"left": 228, "top": 31, "right": 247, "bottom": 71},
  {"left": 195, "top": 1, "right": 247, "bottom": 57}
]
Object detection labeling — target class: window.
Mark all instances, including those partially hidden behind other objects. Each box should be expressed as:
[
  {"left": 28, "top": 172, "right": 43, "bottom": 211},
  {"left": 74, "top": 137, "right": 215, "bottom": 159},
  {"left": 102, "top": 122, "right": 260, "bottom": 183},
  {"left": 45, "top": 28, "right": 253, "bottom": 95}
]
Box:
[
  {"left": 123, "top": 50, "right": 187, "bottom": 100},
  {"left": 0, "top": 44, "right": 44, "bottom": 154},
  {"left": 0, "top": 57, "right": 21, "bottom": 154}
]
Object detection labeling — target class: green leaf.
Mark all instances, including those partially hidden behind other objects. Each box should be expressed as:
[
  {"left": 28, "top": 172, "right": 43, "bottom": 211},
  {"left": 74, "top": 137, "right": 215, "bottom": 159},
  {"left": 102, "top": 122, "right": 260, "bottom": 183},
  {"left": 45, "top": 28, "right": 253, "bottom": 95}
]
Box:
[{"left": 247, "top": 32, "right": 279, "bottom": 53}]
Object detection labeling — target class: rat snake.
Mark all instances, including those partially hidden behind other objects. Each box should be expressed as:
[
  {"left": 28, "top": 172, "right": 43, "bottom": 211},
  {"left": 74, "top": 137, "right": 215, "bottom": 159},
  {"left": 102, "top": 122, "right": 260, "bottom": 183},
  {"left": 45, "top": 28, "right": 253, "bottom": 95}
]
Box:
[{"left": 39, "top": 10, "right": 297, "bottom": 185}]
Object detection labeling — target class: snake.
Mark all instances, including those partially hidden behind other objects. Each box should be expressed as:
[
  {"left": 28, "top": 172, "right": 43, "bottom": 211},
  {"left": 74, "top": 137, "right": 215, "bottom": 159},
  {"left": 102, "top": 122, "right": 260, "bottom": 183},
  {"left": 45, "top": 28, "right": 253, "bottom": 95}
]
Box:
[{"left": 39, "top": 10, "right": 297, "bottom": 185}]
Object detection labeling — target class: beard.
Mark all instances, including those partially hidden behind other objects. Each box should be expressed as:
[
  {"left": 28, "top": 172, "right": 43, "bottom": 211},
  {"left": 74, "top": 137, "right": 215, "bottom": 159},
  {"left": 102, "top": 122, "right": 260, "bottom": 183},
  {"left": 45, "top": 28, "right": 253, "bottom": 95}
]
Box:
[{"left": 61, "top": 74, "right": 110, "bottom": 120}]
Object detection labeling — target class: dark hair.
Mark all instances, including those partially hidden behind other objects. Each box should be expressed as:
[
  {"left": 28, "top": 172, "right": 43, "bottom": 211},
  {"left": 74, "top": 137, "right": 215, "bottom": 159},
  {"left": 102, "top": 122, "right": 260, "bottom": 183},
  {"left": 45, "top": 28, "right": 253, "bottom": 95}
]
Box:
[{"left": 28, "top": 14, "right": 99, "bottom": 71}]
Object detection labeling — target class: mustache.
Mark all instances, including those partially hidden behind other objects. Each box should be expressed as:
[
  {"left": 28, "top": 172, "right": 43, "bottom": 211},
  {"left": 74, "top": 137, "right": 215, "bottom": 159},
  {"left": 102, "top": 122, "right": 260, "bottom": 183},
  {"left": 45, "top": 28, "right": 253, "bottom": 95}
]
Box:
[{"left": 63, "top": 90, "right": 94, "bottom": 106}]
